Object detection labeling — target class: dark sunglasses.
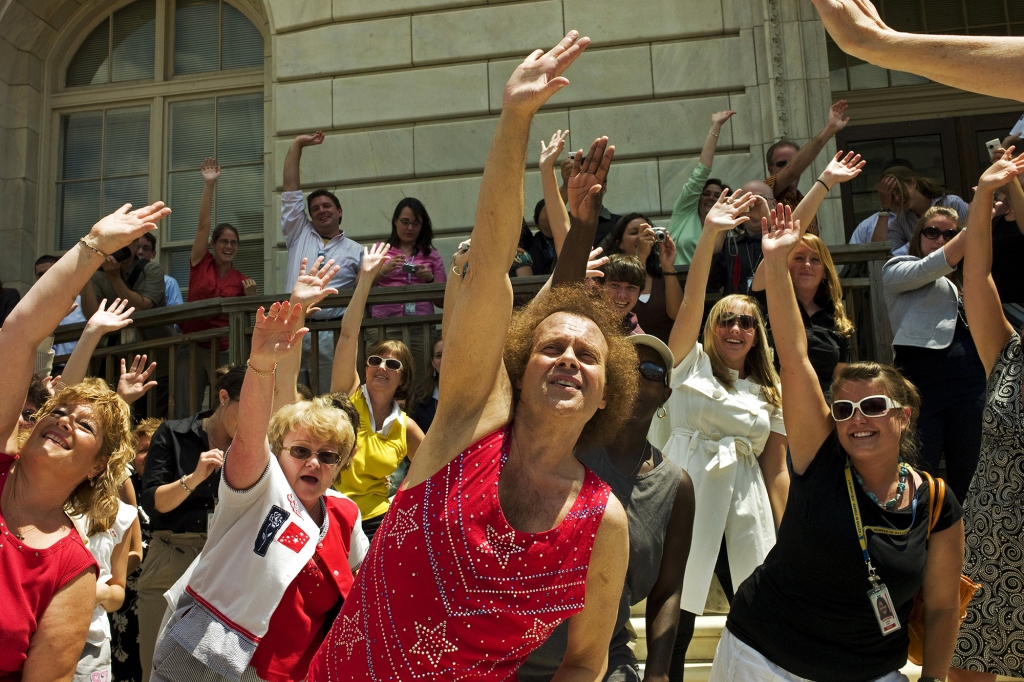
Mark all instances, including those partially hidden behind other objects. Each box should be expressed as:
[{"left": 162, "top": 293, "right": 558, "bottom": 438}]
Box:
[
  {"left": 920, "top": 226, "right": 958, "bottom": 241},
  {"left": 21, "top": 409, "right": 35, "bottom": 423},
  {"left": 367, "top": 355, "right": 402, "bottom": 372},
  {"left": 831, "top": 395, "right": 901, "bottom": 422},
  {"left": 283, "top": 445, "right": 343, "bottom": 465},
  {"left": 638, "top": 361, "right": 668, "bottom": 385},
  {"left": 718, "top": 312, "right": 757, "bottom": 331}
]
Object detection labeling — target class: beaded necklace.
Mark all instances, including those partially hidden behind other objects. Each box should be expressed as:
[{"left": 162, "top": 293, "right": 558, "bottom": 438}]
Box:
[{"left": 852, "top": 459, "right": 910, "bottom": 510}]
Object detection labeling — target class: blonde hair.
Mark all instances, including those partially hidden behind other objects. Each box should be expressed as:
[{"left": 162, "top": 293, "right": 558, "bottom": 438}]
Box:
[
  {"left": 798, "top": 234, "right": 854, "bottom": 337},
  {"left": 33, "top": 378, "right": 135, "bottom": 536},
  {"left": 366, "top": 339, "right": 416, "bottom": 401},
  {"left": 133, "top": 418, "right": 163, "bottom": 440},
  {"left": 268, "top": 393, "right": 358, "bottom": 485},
  {"left": 703, "top": 294, "right": 781, "bottom": 408},
  {"left": 830, "top": 362, "right": 921, "bottom": 465},
  {"left": 908, "top": 206, "right": 963, "bottom": 290}
]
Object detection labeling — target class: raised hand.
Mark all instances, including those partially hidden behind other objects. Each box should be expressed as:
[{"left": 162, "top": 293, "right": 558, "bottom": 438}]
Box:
[
  {"left": 703, "top": 189, "right": 756, "bottom": 233},
  {"left": 568, "top": 136, "right": 615, "bottom": 225},
  {"left": 360, "top": 242, "right": 393, "bottom": 279},
  {"left": 710, "top": 110, "right": 737, "bottom": 127},
  {"left": 290, "top": 256, "right": 340, "bottom": 315},
  {"left": 452, "top": 239, "right": 472, "bottom": 272},
  {"left": 295, "top": 131, "right": 325, "bottom": 147},
  {"left": 250, "top": 301, "right": 307, "bottom": 366},
  {"left": 978, "top": 147, "right": 1024, "bottom": 192},
  {"left": 540, "top": 130, "right": 569, "bottom": 169},
  {"left": 41, "top": 375, "right": 61, "bottom": 397},
  {"left": 827, "top": 100, "right": 851, "bottom": 132},
  {"left": 242, "top": 278, "right": 258, "bottom": 296},
  {"left": 85, "top": 298, "right": 135, "bottom": 336},
  {"left": 585, "top": 247, "right": 608, "bottom": 280},
  {"left": 200, "top": 157, "right": 221, "bottom": 183},
  {"left": 810, "top": 0, "right": 891, "bottom": 55},
  {"left": 820, "top": 150, "right": 866, "bottom": 188},
  {"left": 85, "top": 201, "right": 171, "bottom": 257},
  {"left": 761, "top": 204, "right": 803, "bottom": 262},
  {"left": 502, "top": 31, "right": 590, "bottom": 116},
  {"left": 117, "top": 354, "right": 158, "bottom": 405}
]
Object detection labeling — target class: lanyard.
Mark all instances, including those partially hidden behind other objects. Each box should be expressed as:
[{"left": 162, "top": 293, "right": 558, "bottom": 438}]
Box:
[{"left": 843, "top": 459, "right": 917, "bottom": 586}]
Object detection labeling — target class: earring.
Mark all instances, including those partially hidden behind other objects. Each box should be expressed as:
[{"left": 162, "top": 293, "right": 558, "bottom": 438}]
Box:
[
  {"left": 88, "top": 477, "right": 96, "bottom": 487},
  {"left": 657, "top": 406, "right": 667, "bottom": 419}
]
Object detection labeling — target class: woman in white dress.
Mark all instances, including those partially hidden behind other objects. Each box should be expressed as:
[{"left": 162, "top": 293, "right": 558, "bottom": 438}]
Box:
[{"left": 660, "top": 190, "right": 789, "bottom": 681}]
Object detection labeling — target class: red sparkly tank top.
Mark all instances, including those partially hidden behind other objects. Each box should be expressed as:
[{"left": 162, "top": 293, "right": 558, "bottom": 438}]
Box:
[{"left": 309, "top": 425, "right": 612, "bottom": 681}]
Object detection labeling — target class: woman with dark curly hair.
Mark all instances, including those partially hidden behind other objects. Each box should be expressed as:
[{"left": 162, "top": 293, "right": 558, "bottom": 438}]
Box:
[{"left": 310, "top": 33, "right": 636, "bottom": 681}]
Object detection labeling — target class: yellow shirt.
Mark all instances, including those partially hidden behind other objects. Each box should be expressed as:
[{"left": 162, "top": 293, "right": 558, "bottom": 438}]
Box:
[{"left": 335, "top": 388, "right": 407, "bottom": 519}]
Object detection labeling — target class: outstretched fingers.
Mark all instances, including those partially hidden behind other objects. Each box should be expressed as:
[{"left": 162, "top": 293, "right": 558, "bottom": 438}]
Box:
[{"left": 547, "top": 31, "right": 590, "bottom": 76}]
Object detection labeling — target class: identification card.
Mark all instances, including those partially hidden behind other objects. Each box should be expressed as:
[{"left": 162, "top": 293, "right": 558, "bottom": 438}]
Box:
[
  {"left": 868, "top": 583, "right": 901, "bottom": 635},
  {"left": 404, "top": 301, "right": 417, "bottom": 315}
]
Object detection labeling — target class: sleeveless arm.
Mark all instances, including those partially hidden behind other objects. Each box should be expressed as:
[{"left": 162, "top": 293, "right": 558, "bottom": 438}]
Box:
[
  {"left": 919, "top": 518, "right": 964, "bottom": 680},
  {"left": 22, "top": 567, "right": 97, "bottom": 682}
]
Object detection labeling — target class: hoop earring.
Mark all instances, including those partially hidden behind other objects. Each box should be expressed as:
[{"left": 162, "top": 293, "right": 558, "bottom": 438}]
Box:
[{"left": 657, "top": 406, "right": 667, "bottom": 419}]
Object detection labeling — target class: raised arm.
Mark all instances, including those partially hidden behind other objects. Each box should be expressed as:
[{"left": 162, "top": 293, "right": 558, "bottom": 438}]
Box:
[
  {"left": 60, "top": 298, "right": 136, "bottom": 387},
  {"left": 667, "top": 190, "right": 756, "bottom": 365},
  {"left": 700, "top": 109, "right": 735, "bottom": 168},
  {"left": 442, "top": 240, "right": 471, "bottom": 341},
  {"left": 811, "top": 0, "right": 1024, "bottom": 102},
  {"left": 551, "top": 138, "right": 615, "bottom": 287},
  {"left": 791, "top": 151, "right": 864, "bottom": 230},
  {"left": 282, "top": 131, "right": 324, "bottom": 192},
  {"left": 659, "top": 234, "right": 683, "bottom": 319},
  {"left": 225, "top": 301, "right": 307, "bottom": 491},
  {"left": 116, "top": 354, "right": 158, "bottom": 406},
  {"left": 964, "top": 150, "right": 1024, "bottom": 373},
  {"left": 192, "top": 158, "right": 219, "bottom": 266},
  {"left": 539, "top": 130, "right": 572, "bottom": 254},
  {"left": 770, "top": 101, "right": 849, "bottom": 195},
  {"left": 760, "top": 206, "right": 833, "bottom": 474},
  {"left": 331, "top": 243, "right": 391, "bottom": 395},
  {"left": 0, "top": 202, "right": 169, "bottom": 448},
  {"left": 1005, "top": 175, "right": 1024, "bottom": 236}
]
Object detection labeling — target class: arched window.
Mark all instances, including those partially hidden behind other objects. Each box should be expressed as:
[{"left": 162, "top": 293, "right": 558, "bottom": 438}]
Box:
[{"left": 52, "top": 0, "right": 266, "bottom": 296}]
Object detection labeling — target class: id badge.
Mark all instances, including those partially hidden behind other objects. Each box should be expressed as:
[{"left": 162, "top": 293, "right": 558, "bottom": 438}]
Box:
[
  {"left": 404, "top": 301, "right": 417, "bottom": 315},
  {"left": 868, "top": 583, "right": 901, "bottom": 635}
]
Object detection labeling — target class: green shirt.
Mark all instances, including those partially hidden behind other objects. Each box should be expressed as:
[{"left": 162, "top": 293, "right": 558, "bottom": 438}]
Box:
[{"left": 667, "top": 161, "right": 711, "bottom": 266}]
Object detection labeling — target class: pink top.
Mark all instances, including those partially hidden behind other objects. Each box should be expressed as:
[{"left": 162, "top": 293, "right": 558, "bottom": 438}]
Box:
[
  {"left": 308, "top": 426, "right": 611, "bottom": 681},
  {"left": 371, "top": 245, "right": 446, "bottom": 318},
  {"left": 0, "top": 453, "right": 97, "bottom": 679}
]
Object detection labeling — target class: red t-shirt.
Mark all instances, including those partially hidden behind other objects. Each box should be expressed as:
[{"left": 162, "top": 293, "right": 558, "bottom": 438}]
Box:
[
  {"left": 248, "top": 495, "right": 360, "bottom": 682},
  {"left": 181, "top": 251, "right": 250, "bottom": 347},
  {"left": 0, "top": 453, "right": 97, "bottom": 679}
]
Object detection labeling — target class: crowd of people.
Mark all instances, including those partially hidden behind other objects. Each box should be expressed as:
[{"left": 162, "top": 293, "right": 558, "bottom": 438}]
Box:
[{"left": 4, "top": 8, "right": 1024, "bottom": 682}]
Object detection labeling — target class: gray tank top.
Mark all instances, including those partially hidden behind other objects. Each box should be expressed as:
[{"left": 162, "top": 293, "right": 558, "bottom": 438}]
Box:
[{"left": 517, "top": 446, "right": 682, "bottom": 682}]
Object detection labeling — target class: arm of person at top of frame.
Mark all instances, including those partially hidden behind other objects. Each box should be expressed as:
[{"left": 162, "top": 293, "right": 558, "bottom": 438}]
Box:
[
  {"left": 59, "top": 297, "right": 136, "bottom": 388},
  {"left": 539, "top": 129, "right": 572, "bottom": 255},
  {"left": 407, "top": 32, "right": 591, "bottom": 490},
  {"left": 760, "top": 205, "right": 833, "bottom": 475},
  {"left": 770, "top": 101, "right": 850, "bottom": 197},
  {"left": 192, "top": 158, "right": 220, "bottom": 267},
  {"left": 331, "top": 244, "right": 391, "bottom": 397}
]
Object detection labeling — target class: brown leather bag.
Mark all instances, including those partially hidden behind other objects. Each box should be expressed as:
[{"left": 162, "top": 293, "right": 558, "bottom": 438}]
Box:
[{"left": 906, "top": 472, "right": 980, "bottom": 666}]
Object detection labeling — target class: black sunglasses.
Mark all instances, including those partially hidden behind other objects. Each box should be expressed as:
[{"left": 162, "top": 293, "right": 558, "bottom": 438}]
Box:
[
  {"left": 718, "top": 312, "right": 757, "bottom": 331},
  {"left": 920, "top": 226, "right": 959, "bottom": 241},
  {"left": 639, "top": 361, "right": 668, "bottom": 385},
  {"left": 283, "top": 445, "right": 343, "bottom": 465},
  {"left": 367, "top": 355, "right": 402, "bottom": 372}
]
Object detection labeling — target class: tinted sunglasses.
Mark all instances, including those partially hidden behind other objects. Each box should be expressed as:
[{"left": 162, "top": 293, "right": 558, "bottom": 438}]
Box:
[
  {"left": 367, "top": 355, "right": 403, "bottom": 372},
  {"left": 920, "top": 226, "right": 959, "bottom": 241},
  {"left": 283, "top": 445, "right": 343, "bottom": 465},
  {"left": 718, "top": 312, "right": 757, "bottom": 331},
  {"left": 639, "top": 361, "right": 668, "bottom": 385},
  {"left": 831, "top": 395, "right": 902, "bottom": 422}
]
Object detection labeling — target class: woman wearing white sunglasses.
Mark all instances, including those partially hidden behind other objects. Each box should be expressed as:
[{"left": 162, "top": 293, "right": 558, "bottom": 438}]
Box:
[
  {"left": 331, "top": 242, "right": 425, "bottom": 542},
  {"left": 710, "top": 204, "right": 965, "bottom": 682}
]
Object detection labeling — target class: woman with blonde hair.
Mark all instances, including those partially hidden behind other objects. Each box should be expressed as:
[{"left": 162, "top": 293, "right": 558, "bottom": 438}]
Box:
[
  {"left": 882, "top": 205, "right": 984, "bottom": 502},
  {"left": 660, "top": 190, "right": 789, "bottom": 681},
  {"left": 0, "top": 201, "right": 170, "bottom": 681}
]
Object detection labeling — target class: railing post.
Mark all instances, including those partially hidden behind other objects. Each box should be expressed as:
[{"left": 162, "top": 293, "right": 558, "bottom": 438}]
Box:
[
  {"left": 867, "top": 259, "right": 894, "bottom": 365},
  {"left": 228, "top": 311, "right": 247, "bottom": 367}
]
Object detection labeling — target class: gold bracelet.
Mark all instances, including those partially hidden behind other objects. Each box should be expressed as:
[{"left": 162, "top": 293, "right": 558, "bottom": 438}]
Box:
[
  {"left": 78, "top": 237, "right": 110, "bottom": 260},
  {"left": 246, "top": 359, "right": 277, "bottom": 377},
  {"left": 708, "top": 130, "right": 719, "bottom": 138}
]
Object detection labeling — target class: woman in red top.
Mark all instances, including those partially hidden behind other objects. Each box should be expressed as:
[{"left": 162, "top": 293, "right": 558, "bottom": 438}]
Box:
[{"left": 0, "top": 201, "right": 168, "bottom": 681}]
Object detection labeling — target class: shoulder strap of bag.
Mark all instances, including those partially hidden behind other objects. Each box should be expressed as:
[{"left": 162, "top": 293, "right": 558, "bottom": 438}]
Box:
[
  {"left": 125, "top": 259, "right": 147, "bottom": 289},
  {"left": 924, "top": 471, "right": 945, "bottom": 539}
]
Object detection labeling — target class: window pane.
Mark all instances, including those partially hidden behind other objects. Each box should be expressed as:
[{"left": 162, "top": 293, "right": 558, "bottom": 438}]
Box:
[
  {"left": 57, "top": 181, "right": 101, "bottom": 250},
  {"left": 232, "top": 240, "right": 264, "bottom": 293},
  {"left": 103, "top": 175, "right": 150, "bottom": 216},
  {"left": 112, "top": 0, "right": 155, "bottom": 82},
  {"left": 966, "top": 0, "right": 1006, "bottom": 27},
  {"left": 926, "top": 0, "right": 965, "bottom": 31},
  {"left": 848, "top": 139, "right": 895, "bottom": 194},
  {"left": 1012, "top": 3, "right": 1024, "bottom": 22},
  {"left": 166, "top": 248, "right": 193, "bottom": 297},
  {"left": 221, "top": 3, "right": 263, "bottom": 70},
  {"left": 104, "top": 107, "right": 151, "bottom": 176},
  {"left": 169, "top": 98, "right": 215, "bottom": 170},
  {"left": 849, "top": 60, "right": 889, "bottom": 90},
  {"left": 175, "top": 0, "right": 220, "bottom": 75},
  {"left": 59, "top": 112, "right": 103, "bottom": 180},
  {"left": 166, "top": 170, "right": 205, "bottom": 242},
  {"left": 216, "top": 165, "right": 263, "bottom": 236},
  {"left": 66, "top": 18, "right": 109, "bottom": 87},
  {"left": 883, "top": 0, "right": 925, "bottom": 32},
  {"left": 889, "top": 70, "right": 929, "bottom": 87},
  {"left": 217, "top": 94, "right": 263, "bottom": 164},
  {"left": 892, "top": 134, "right": 945, "bottom": 186}
]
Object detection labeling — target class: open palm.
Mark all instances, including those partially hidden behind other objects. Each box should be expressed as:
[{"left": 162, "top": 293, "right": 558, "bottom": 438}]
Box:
[
  {"left": 86, "top": 298, "right": 135, "bottom": 335},
  {"left": 291, "top": 256, "right": 340, "bottom": 314},
  {"left": 761, "top": 205, "right": 802, "bottom": 263},
  {"left": 117, "top": 354, "right": 158, "bottom": 405},
  {"left": 89, "top": 202, "right": 171, "bottom": 256},
  {"left": 822, "top": 151, "right": 866, "bottom": 187},
  {"left": 568, "top": 136, "right": 614, "bottom": 224},
  {"left": 502, "top": 31, "right": 589, "bottom": 115},
  {"left": 361, "top": 242, "right": 392, "bottom": 278},
  {"left": 250, "top": 302, "right": 306, "bottom": 365},
  {"left": 704, "top": 189, "right": 756, "bottom": 233},
  {"left": 539, "top": 130, "right": 569, "bottom": 169},
  {"left": 979, "top": 149, "right": 1024, "bottom": 192}
]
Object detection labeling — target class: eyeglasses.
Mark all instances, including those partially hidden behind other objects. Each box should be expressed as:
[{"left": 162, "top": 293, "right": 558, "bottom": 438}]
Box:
[
  {"left": 831, "top": 395, "right": 902, "bottom": 422},
  {"left": 367, "top": 355, "right": 403, "bottom": 372},
  {"left": 282, "top": 445, "right": 343, "bottom": 465},
  {"left": 398, "top": 218, "right": 422, "bottom": 229},
  {"left": 718, "top": 312, "right": 757, "bottom": 331},
  {"left": 216, "top": 239, "right": 239, "bottom": 247},
  {"left": 638, "top": 361, "right": 668, "bottom": 385},
  {"left": 920, "top": 226, "right": 958, "bottom": 241},
  {"left": 21, "top": 409, "right": 35, "bottom": 423}
]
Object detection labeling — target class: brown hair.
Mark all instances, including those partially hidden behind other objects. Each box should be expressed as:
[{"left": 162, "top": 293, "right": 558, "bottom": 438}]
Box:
[
  {"left": 25, "top": 374, "right": 50, "bottom": 411},
  {"left": 908, "top": 206, "right": 963, "bottom": 290},
  {"left": 703, "top": 294, "right": 781, "bottom": 408},
  {"left": 881, "top": 166, "right": 948, "bottom": 211},
  {"left": 799, "top": 234, "right": 854, "bottom": 337},
  {"left": 830, "top": 362, "right": 921, "bottom": 466},
  {"left": 503, "top": 284, "right": 639, "bottom": 449},
  {"left": 366, "top": 339, "right": 416, "bottom": 401},
  {"left": 211, "top": 223, "right": 239, "bottom": 245},
  {"left": 133, "top": 418, "right": 163, "bottom": 440},
  {"left": 268, "top": 393, "right": 359, "bottom": 485},
  {"left": 599, "top": 254, "right": 646, "bottom": 288}
]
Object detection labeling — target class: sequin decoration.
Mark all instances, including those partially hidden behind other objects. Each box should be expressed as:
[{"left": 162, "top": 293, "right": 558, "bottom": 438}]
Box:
[
  {"left": 385, "top": 503, "right": 420, "bottom": 548},
  {"left": 478, "top": 524, "right": 526, "bottom": 569},
  {"left": 276, "top": 522, "right": 310, "bottom": 553},
  {"left": 409, "top": 621, "right": 459, "bottom": 667},
  {"left": 334, "top": 613, "right": 365, "bottom": 657}
]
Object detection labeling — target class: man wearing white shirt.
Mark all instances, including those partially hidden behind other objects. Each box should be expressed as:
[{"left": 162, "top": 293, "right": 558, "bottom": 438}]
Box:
[{"left": 281, "top": 131, "right": 363, "bottom": 391}]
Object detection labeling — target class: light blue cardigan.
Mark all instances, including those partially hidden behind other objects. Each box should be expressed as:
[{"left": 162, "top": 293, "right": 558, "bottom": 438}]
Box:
[{"left": 882, "top": 247, "right": 959, "bottom": 349}]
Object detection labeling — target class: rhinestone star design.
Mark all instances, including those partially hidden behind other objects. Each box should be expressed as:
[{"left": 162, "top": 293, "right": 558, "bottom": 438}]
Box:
[
  {"left": 409, "top": 621, "right": 458, "bottom": 667},
  {"left": 478, "top": 524, "right": 526, "bottom": 569},
  {"left": 335, "top": 613, "right": 365, "bottom": 657},
  {"left": 386, "top": 503, "right": 420, "bottom": 548},
  {"left": 524, "top": 618, "right": 558, "bottom": 643}
]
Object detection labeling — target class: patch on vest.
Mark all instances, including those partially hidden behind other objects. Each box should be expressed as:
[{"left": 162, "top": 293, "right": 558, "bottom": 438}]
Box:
[
  {"left": 277, "top": 522, "right": 310, "bottom": 553},
  {"left": 253, "top": 505, "right": 290, "bottom": 557}
]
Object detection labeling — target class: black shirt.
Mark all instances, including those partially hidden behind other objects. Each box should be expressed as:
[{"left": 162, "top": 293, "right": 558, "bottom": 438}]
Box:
[
  {"left": 992, "top": 215, "right": 1024, "bottom": 305},
  {"left": 709, "top": 230, "right": 763, "bottom": 295},
  {"left": 726, "top": 431, "right": 962, "bottom": 681},
  {"left": 140, "top": 410, "right": 220, "bottom": 533},
  {"left": 527, "top": 232, "right": 556, "bottom": 277}
]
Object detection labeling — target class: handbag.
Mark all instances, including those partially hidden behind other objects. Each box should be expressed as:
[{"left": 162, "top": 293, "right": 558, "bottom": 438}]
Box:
[{"left": 906, "top": 471, "right": 980, "bottom": 666}]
